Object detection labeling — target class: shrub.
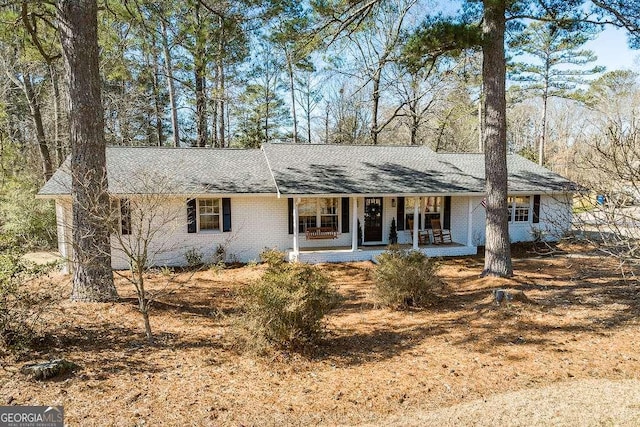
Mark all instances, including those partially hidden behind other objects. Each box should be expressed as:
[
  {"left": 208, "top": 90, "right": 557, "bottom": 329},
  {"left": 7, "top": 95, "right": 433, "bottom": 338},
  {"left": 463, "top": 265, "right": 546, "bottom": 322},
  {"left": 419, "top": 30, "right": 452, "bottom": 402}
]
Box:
[
  {"left": 184, "top": 248, "right": 204, "bottom": 268},
  {"left": 0, "top": 180, "right": 56, "bottom": 251},
  {"left": 238, "top": 249, "right": 342, "bottom": 352},
  {"left": 0, "top": 253, "right": 54, "bottom": 352},
  {"left": 374, "top": 246, "right": 443, "bottom": 309}
]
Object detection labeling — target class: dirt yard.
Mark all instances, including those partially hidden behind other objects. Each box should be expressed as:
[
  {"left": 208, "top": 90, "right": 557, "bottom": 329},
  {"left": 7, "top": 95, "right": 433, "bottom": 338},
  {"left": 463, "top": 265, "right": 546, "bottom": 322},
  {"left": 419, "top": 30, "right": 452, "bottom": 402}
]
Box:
[{"left": 2, "top": 245, "right": 640, "bottom": 426}]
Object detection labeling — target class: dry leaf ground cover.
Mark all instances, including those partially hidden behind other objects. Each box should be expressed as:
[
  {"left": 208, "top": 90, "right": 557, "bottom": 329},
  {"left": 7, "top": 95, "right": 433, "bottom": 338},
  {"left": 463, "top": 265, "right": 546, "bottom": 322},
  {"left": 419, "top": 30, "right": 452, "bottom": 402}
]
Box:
[{"left": 2, "top": 244, "right": 640, "bottom": 426}]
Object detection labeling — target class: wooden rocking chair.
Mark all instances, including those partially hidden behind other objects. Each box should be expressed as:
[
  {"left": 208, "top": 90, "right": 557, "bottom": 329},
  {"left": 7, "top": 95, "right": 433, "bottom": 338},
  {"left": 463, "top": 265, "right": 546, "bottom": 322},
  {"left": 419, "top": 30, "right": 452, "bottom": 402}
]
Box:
[
  {"left": 431, "top": 219, "right": 452, "bottom": 244},
  {"left": 407, "top": 219, "right": 430, "bottom": 245}
]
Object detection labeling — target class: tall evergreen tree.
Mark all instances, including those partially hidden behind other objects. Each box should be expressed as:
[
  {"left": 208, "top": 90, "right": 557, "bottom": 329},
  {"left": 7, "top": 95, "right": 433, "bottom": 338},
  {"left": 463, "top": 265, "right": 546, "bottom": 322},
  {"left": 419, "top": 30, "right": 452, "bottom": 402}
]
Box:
[
  {"left": 58, "top": 0, "right": 118, "bottom": 301},
  {"left": 509, "top": 20, "right": 604, "bottom": 165}
]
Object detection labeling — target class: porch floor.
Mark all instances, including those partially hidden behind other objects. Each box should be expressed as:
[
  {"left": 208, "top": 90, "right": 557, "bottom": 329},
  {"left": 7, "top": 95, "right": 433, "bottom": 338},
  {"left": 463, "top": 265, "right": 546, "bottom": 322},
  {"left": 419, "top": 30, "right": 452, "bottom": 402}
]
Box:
[{"left": 289, "top": 242, "right": 476, "bottom": 263}]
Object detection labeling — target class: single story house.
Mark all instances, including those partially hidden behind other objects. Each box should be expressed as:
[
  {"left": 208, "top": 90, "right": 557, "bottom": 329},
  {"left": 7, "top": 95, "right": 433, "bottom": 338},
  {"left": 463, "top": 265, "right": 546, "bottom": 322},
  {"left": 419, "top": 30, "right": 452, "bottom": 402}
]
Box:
[{"left": 38, "top": 143, "right": 576, "bottom": 270}]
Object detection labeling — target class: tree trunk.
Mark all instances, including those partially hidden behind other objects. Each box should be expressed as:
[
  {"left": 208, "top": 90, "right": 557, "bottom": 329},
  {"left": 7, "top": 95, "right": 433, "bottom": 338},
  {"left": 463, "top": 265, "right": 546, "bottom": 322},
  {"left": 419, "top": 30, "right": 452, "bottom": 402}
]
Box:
[
  {"left": 194, "top": 2, "right": 207, "bottom": 148},
  {"left": 161, "top": 20, "right": 179, "bottom": 147},
  {"left": 286, "top": 52, "right": 298, "bottom": 144},
  {"left": 478, "top": 81, "right": 483, "bottom": 152},
  {"left": 481, "top": 0, "right": 513, "bottom": 277},
  {"left": 50, "top": 64, "right": 65, "bottom": 166},
  {"left": 325, "top": 102, "right": 329, "bottom": 144},
  {"left": 150, "top": 33, "right": 163, "bottom": 147},
  {"left": 212, "top": 65, "right": 219, "bottom": 147},
  {"left": 58, "top": 0, "right": 118, "bottom": 301},
  {"left": 218, "top": 15, "right": 226, "bottom": 148},
  {"left": 539, "top": 79, "right": 549, "bottom": 166},
  {"left": 22, "top": 71, "right": 53, "bottom": 181},
  {"left": 371, "top": 70, "right": 381, "bottom": 145}
]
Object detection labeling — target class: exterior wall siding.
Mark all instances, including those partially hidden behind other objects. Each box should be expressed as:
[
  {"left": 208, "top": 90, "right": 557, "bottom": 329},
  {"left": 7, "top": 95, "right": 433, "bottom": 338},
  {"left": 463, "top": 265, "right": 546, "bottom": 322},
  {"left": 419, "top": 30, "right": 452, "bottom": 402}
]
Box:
[
  {"left": 111, "top": 196, "right": 293, "bottom": 269},
  {"left": 53, "top": 192, "right": 573, "bottom": 270}
]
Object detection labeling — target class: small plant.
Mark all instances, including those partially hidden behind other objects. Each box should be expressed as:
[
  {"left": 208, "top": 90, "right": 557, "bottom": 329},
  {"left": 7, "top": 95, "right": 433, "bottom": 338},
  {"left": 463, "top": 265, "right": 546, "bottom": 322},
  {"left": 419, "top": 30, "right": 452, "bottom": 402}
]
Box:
[
  {"left": 212, "top": 243, "right": 227, "bottom": 264},
  {"left": 374, "top": 246, "right": 443, "bottom": 309},
  {"left": 184, "top": 248, "right": 204, "bottom": 268},
  {"left": 208, "top": 260, "right": 226, "bottom": 274},
  {"left": 238, "top": 249, "right": 342, "bottom": 352},
  {"left": 389, "top": 218, "right": 398, "bottom": 244}
]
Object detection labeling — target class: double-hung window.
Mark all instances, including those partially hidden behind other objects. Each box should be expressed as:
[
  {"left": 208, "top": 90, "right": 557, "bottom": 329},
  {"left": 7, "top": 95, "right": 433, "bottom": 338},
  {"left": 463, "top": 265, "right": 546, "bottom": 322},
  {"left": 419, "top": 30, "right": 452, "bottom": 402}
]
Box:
[
  {"left": 298, "top": 199, "right": 317, "bottom": 232},
  {"left": 319, "top": 198, "right": 338, "bottom": 229},
  {"left": 405, "top": 197, "right": 443, "bottom": 229},
  {"left": 198, "top": 199, "right": 220, "bottom": 231},
  {"left": 405, "top": 197, "right": 419, "bottom": 230},
  {"left": 508, "top": 196, "right": 531, "bottom": 223},
  {"left": 298, "top": 198, "right": 339, "bottom": 232},
  {"left": 423, "top": 196, "right": 442, "bottom": 229}
]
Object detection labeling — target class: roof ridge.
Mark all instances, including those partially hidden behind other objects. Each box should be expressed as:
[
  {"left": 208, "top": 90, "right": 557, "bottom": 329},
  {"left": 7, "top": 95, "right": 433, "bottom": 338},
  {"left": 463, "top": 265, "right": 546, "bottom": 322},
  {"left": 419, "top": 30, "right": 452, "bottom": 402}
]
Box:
[
  {"left": 261, "top": 144, "right": 281, "bottom": 197},
  {"left": 105, "top": 145, "right": 261, "bottom": 151}
]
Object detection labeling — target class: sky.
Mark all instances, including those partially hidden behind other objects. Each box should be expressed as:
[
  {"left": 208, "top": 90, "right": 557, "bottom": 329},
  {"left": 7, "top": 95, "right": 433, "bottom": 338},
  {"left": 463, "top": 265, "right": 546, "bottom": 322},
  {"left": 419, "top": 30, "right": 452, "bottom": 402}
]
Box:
[{"left": 580, "top": 27, "right": 638, "bottom": 72}]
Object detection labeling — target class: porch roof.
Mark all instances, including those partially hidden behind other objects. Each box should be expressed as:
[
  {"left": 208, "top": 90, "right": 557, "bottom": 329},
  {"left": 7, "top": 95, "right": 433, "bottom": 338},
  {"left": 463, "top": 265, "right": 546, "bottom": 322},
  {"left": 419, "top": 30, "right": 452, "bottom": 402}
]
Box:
[{"left": 263, "top": 143, "right": 576, "bottom": 196}]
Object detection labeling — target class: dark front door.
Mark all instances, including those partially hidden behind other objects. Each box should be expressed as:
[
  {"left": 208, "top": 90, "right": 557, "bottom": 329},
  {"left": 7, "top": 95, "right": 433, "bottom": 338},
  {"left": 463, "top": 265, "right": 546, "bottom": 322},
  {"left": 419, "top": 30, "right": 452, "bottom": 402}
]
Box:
[{"left": 364, "top": 197, "right": 383, "bottom": 242}]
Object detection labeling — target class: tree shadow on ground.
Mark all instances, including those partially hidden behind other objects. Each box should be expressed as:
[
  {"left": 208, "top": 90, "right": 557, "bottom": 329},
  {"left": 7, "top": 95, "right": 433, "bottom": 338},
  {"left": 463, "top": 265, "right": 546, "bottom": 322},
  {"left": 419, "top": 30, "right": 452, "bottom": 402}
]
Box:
[
  {"left": 315, "top": 324, "right": 448, "bottom": 366},
  {"left": 320, "top": 253, "right": 640, "bottom": 362}
]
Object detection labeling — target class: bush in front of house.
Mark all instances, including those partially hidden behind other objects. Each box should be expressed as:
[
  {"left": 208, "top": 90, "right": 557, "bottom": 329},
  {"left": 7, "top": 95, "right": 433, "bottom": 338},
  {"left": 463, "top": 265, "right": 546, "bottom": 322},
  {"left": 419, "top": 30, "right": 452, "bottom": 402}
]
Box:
[
  {"left": 374, "top": 245, "right": 443, "bottom": 309},
  {"left": 0, "top": 253, "right": 54, "bottom": 352},
  {"left": 238, "top": 249, "right": 342, "bottom": 352}
]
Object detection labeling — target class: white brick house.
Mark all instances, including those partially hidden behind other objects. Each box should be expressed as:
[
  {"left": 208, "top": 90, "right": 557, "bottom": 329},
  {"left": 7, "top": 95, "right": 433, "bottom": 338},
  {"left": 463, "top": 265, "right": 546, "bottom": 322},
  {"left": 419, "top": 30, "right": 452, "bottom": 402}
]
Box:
[{"left": 39, "top": 143, "right": 576, "bottom": 270}]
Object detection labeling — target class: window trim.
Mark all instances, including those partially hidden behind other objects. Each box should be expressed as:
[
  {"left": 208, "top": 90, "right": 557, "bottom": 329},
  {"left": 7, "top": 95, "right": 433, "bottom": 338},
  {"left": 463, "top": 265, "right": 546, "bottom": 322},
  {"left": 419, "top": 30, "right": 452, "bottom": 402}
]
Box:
[
  {"left": 298, "top": 197, "right": 341, "bottom": 233},
  {"left": 197, "top": 198, "right": 222, "bottom": 233},
  {"left": 405, "top": 196, "right": 443, "bottom": 230},
  {"left": 508, "top": 195, "right": 532, "bottom": 223}
]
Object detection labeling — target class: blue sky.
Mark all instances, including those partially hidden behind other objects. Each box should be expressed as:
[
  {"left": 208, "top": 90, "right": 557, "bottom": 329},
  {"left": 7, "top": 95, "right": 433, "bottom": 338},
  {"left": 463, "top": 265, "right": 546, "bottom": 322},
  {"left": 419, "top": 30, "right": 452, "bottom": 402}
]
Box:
[{"left": 583, "top": 27, "right": 638, "bottom": 71}]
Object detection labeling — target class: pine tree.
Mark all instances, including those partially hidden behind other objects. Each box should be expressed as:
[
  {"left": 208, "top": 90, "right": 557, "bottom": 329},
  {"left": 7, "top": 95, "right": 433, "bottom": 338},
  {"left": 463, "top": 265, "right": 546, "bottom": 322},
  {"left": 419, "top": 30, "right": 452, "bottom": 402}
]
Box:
[{"left": 509, "top": 20, "right": 604, "bottom": 166}]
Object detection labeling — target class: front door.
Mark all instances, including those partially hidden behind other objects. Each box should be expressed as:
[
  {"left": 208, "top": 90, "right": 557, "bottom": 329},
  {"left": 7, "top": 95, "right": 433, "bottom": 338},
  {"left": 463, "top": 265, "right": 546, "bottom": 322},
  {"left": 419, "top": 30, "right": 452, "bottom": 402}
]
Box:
[{"left": 364, "top": 197, "right": 383, "bottom": 243}]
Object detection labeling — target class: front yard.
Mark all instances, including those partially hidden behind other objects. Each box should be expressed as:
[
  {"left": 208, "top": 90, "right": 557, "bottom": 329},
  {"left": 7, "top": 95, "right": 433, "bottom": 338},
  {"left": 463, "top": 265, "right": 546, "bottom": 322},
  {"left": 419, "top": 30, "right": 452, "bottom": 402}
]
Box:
[{"left": 2, "top": 246, "right": 640, "bottom": 425}]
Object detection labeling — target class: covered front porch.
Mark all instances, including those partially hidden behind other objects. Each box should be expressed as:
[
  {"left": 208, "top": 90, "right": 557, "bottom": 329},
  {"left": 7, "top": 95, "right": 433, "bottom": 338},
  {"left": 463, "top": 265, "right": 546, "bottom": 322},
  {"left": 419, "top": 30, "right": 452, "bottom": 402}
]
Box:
[{"left": 287, "top": 194, "right": 481, "bottom": 262}]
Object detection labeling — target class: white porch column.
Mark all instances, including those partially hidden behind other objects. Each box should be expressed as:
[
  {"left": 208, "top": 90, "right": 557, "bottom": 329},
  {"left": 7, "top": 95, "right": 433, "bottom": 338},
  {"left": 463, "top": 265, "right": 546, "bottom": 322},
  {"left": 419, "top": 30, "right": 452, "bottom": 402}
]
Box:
[
  {"left": 293, "top": 198, "right": 300, "bottom": 260},
  {"left": 412, "top": 197, "right": 419, "bottom": 250},
  {"left": 467, "top": 197, "right": 473, "bottom": 246},
  {"left": 351, "top": 196, "right": 358, "bottom": 251}
]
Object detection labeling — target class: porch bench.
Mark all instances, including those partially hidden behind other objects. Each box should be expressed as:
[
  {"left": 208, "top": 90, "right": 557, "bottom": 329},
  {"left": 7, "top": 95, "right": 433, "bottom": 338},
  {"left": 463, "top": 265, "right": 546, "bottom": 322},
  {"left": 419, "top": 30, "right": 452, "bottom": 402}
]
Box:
[{"left": 305, "top": 227, "right": 338, "bottom": 240}]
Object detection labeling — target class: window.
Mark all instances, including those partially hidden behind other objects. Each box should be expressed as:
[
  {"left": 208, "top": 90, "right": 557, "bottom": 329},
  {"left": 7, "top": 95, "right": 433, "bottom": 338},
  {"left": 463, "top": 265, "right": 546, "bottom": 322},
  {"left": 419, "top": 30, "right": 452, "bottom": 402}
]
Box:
[
  {"left": 423, "top": 196, "right": 442, "bottom": 229},
  {"left": 298, "top": 198, "right": 339, "bottom": 232},
  {"left": 405, "top": 197, "right": 418, "bottom": 230},
  {"left": 298, "top": 199, "right": 317, "bottom": 232},
  {"left": 405, "top": 197, "right": 443, "bottom": 229},
  {"left": 198, "top": 199, "right": 220, "bottom": 231},
  {"left": 120, "top": 198, "right": 131, "bottom": 235},
  {"left": 508, "top": 196, "right": 531, "bottom": 222},
  {"left": 320, "top": 198, "right": 338, "bottom": 229}
]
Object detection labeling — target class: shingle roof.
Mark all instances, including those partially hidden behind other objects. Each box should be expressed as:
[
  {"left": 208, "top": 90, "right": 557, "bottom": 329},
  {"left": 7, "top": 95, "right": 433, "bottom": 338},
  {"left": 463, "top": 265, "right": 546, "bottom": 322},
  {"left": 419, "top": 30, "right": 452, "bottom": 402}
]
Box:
[
  {"left": 39, "top": 143, "right": 576, "bottom": 197},
  {"left": 263, "top": 143, "right": 575, "bottom": 195},
  {"left": 38, "top": 146, "right": 276, "bottom": 195}
]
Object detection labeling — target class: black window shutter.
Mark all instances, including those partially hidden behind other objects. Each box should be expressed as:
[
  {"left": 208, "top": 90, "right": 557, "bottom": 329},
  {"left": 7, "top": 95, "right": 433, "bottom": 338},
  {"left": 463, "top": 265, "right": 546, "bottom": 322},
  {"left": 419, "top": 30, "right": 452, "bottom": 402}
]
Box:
[
  {"left": 341, "top": 197, "right": 350, "bottom": 233},
  {"left": 120, "top": 198, "right": 131, "bottom": 235},
  {"left": 187, "top": 198, "right": 197, "bottom": 233},
  {"left": 443, "top": 196, "right": 451, "bottom": 229},
  {"left": 418, "top": 210, "right": 422, "bottom": 229},
  {"left": 288, "top": 198, "right": 294, "bottom": 235},
  {"left": 222, "top": 198, "right": 232, "bottom": 231},
  {"left": 397, "top": 197, "right": 405, "bottom": 230},
  {"left": 533, "top": 194, "right": 541, "bottom": 223}
]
